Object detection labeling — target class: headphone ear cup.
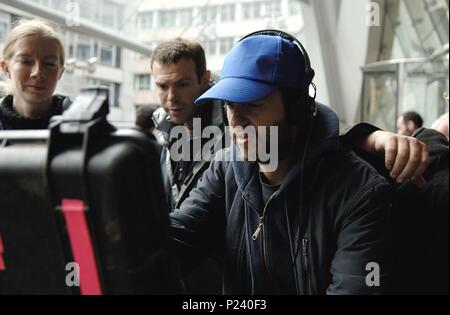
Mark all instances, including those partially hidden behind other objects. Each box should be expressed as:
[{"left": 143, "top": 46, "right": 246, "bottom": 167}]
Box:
[
  {"left": 287, "top": 92, "right": 316, "bottom": 126},
  {"left": 306, "top": 69, "right": 315, "bottom": 85}
]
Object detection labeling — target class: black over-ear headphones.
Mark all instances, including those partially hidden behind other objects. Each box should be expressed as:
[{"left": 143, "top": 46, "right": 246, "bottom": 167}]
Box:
[
  {"left": 238, "top": 29, "right": 317, "bottom": 125},
  {"left": 239, "top": 31, "right": 319, "bottom": 293}
]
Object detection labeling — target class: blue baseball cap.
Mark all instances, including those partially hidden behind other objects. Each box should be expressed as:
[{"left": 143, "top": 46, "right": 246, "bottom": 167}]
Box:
[{"left": 195, "top": 34, "right": 308, "bottom": 105}]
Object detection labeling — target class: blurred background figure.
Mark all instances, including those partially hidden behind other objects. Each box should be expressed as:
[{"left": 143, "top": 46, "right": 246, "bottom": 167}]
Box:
[
  {"left": 134, "top": 105, "right": 155, "bottom": 136},
  {"left": 397, "top": 111, "right": 423, "bottom": 136}
]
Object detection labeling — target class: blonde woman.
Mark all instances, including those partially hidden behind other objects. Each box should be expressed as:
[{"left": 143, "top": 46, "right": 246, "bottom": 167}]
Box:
[{"left": 0, "top": 19, "right": 69, "bottom": 130}]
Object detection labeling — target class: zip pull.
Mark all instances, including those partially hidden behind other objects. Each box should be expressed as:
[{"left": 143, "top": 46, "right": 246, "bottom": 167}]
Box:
[
  {"left": 302, "top": 238, "right": 308, "bottom": 256},
  {"left": 252, "top": 217, "right": 264, "bottom": 240}
]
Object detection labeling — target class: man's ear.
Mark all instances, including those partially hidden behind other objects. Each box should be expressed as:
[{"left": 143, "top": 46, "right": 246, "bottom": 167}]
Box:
[
  {"left": 201, "top": 70, "right": 211, "bottom": 88},
  {"left": 0, "top": 60, "right": 10, "bottom": 78},
  {"left": 407, "top": 120, "right": 416, "bottom": 132}
]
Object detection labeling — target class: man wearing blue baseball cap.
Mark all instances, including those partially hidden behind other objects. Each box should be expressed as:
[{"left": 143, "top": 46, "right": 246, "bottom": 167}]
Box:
[{"left": 168, "top": 31, "right": 429, "bottom": 294}]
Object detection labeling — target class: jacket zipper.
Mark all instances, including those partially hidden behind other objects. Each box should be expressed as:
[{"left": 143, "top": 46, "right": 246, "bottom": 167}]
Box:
[
  {"left": 242, "top": 195, "right": 274, "bottom": 289},
  {"left": 302, "top": 238, "right": 313, "bottom": 295},
  {"left": 252, "top": 216, "right": 264, "bottom": 240},
  {"left": 252, "top": 199, "right": 271, "bottom": 240}
]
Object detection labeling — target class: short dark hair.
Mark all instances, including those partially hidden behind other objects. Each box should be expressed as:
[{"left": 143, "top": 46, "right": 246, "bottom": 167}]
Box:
[
  {"left": 150, "top": 38, "right": 207, "bottom": 83},
  {"left": 135, "top": 105, "right": 155, "bottom": 130},
  {"left": 402, "top": 111, "right": 423, "bottom": 128}
]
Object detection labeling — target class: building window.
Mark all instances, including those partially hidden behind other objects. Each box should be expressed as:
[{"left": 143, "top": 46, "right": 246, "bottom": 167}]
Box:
[
  {"left": 203, "top": 39, "right": 217, "bottom": 56},
  {"left": 86, "top": 78, "right": 120, "bottom": 107},
  {"left": 40, "top": 0, "right": 123, "bottom": 29},
  {"left": 139, "top": 12, "right": 154, "bottom": 29},
  {"left": 207, "top": 6, "right": 218, "bottom": 23},
  {"left": 77, "top": 36, "right": 92, "bottom": 60},
  {"left": 115, "top": 46, "right": 121, "bottom": 68},
  {"left": 177, "top": 9, "right": 192, "bottom": 27},
  {"left": 197, "top": 9, "right": 207, "bottom": 25},
  {"left": 100, "top": 43, "right": 115, "bottom": 66},
  {"left": 78, "top": 0, "right": 93, "bottom": 20},
  {"left": 266, "top": 0, "right": 282, "bottom": 17},
  {"left": 134, "top": 74, "right": 151, "bottom": 91},
  {"left": 289, "top": 0, "right": 301, "bottom": 16},
  {"left": 101, "top": 1, "right": 118, "bottom": 28},
  {"left": 242, "top": 2, "right": 263, "bottom": 20},
  {"left": 220, "top": 37, "right": 234, "bottom": 55},
  {"left": 69, "top": 44, "right": 74, "bottom": 57},
  {"left": 199, "top": 6, "right": 219, "bottom": 24},
  {"left": 158, "top": 10, "right": 176, "bottom": 28},
  {"left": 220, "top": 4, "right": 236, "bottom": 22},
  {"left": 114, "top": 83, "right": 120, "bottom": 108},
  {"left": 0, "top": 19, "right": 8, "bottom": 43}
]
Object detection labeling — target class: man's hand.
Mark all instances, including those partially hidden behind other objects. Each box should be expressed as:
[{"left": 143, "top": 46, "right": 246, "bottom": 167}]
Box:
[{"left": 361, "top": 131, "right": 429, "bottom": 188}]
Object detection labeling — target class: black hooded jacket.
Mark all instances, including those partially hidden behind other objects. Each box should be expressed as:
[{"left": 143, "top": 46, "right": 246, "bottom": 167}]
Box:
[
  {"left": 342, "top": 124, "right": 449, "bottom": 294},
  {"left": 169, "top": 104, "right": 393, "bottom": 294},
  {"left": 390, "top": 128, "right": 448, "bottom": 294}
]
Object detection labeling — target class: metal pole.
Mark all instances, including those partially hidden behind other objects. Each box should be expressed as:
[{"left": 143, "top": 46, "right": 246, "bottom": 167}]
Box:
[{"left": 395, "top": 62, "right": 405, "bottom": 132}]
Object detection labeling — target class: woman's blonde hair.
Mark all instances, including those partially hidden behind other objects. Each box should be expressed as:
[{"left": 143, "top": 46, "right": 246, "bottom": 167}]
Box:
[{"left": 1, "top": 19, "right": 65, "bottom": 66}]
